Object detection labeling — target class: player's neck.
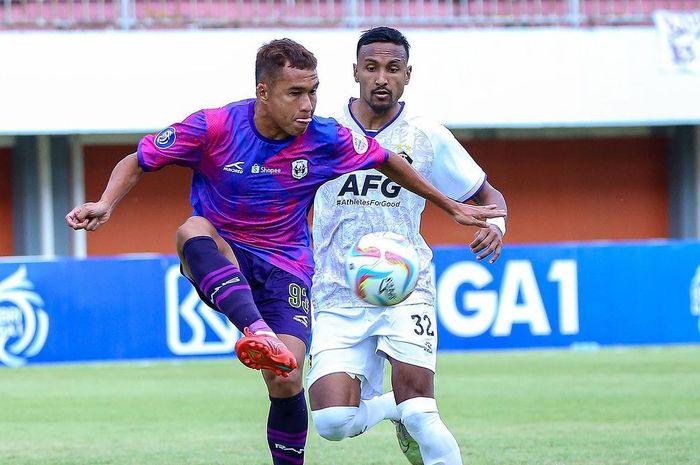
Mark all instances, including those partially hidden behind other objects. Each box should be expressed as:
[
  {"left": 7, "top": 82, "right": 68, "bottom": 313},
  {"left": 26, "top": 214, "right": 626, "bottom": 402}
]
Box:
[
  {"left": 351, "top": 99, "right": 401, "bottom": 132},
  {"left": 253, "top": 101, "right": 291, "bottom": 140}
]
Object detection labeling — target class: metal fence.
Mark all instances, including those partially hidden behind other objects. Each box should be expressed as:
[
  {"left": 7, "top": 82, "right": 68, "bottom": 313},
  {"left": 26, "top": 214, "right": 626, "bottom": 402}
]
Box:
[{"left": 1, "top": 0, "right": 699, "bottom": 29}]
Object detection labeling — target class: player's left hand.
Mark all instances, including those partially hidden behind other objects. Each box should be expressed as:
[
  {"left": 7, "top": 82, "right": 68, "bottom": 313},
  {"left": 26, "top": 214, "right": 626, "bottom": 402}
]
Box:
[
  {"left": 470, "top": 224, "right": 503, "bottom": 263},
  {"left": 451, "top": 203, "right": 506, "bottom": 229}
]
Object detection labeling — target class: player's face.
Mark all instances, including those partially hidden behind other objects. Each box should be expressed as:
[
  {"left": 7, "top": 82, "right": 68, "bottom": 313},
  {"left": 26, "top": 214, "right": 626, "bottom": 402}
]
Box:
[
  {"left": 262, "top": 66, "right": 319, "bottom": 137},
  {"left": 354, "top": 42, "right": 411, "bottom": 114}
]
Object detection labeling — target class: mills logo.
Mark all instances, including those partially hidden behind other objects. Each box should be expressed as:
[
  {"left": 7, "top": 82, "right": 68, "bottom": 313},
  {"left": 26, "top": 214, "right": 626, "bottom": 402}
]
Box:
[{"left": 0, "top": 266, "right": 49, "bottom": 367}]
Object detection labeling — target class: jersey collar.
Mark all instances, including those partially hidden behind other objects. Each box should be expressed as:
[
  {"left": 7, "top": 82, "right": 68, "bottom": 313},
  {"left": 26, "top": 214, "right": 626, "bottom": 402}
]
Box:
[{"left": 345, "top": 98, "right": 405, "bottom": 137}]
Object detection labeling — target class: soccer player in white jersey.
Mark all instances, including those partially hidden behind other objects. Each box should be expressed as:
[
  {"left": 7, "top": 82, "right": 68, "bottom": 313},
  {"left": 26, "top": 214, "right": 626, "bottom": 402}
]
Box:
[{"left": 307, "top": 27, "right": 508, "bottom": 465}]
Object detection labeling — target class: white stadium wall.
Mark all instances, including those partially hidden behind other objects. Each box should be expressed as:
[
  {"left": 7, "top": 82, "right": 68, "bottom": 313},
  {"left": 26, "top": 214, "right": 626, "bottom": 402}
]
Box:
[{"left": 1, "top": 27, "right": 699, "bottom": 135}]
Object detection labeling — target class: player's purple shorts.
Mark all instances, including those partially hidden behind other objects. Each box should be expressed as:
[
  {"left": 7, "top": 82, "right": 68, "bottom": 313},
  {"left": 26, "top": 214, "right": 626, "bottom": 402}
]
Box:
[{"left": 185, "top": 241, "right": 312, "bottom": 345}]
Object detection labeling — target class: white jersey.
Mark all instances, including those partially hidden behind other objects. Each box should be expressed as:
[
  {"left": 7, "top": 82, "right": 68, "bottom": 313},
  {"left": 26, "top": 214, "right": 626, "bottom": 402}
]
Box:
[{"left": 311, "top": 100, "right": 486, "bottom": 313}]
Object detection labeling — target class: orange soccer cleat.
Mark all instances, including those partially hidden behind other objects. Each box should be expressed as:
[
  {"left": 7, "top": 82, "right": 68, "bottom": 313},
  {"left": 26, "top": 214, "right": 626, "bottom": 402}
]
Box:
[{"left": 234, "top": 328, "right": 297, "bottom": 377}]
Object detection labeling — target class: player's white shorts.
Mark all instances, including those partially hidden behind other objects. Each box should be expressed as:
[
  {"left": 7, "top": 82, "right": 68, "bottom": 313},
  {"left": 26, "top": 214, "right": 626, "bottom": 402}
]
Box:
[{"left": 307, "top": 303, "right": 437, "bottom": 400}]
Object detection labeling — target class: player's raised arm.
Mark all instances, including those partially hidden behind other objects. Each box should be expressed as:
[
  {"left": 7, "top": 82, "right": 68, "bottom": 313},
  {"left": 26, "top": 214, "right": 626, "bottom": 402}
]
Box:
[
  {"left": 65, "top": 152, "right": 143, "bottom": 232},
  {"left": 375, "top": 150, "right": 505, "bottom": 228}
]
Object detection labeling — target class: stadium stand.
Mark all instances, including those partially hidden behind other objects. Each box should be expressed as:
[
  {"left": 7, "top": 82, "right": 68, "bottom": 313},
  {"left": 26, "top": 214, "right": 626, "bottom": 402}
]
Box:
[{"left": 1, "top": 0, "right": 699, "bottom": 29}]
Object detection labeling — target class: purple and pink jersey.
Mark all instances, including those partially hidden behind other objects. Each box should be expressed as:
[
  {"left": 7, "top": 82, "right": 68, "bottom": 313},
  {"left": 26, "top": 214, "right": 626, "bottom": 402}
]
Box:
[{"left": 137, "top": 98, "right": 387, "bottom": 285}]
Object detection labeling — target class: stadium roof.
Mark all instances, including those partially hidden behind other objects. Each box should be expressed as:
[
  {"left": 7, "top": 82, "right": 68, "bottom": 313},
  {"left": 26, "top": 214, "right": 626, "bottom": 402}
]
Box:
[{"left": 1, "top": 27, "right": 698, "bottom": 135}]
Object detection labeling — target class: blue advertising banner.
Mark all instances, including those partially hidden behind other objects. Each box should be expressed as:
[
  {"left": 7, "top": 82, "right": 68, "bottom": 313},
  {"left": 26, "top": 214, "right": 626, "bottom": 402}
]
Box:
[
  {"left": 0, "top": 256, "right": 237, "bottom": 367},
  {"left": 1, "top": 241, "right": 699, "bottom": 366},
  {"left": 432, "top": 241, "right": 700, "bottom": 351}
]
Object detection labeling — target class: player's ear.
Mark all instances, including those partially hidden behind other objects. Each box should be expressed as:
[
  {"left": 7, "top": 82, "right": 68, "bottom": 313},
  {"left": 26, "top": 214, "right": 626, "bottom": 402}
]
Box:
[
  {"left": 405, "top": 65, "right": 412, "bottom": 85},
  {"left": 353, "top": 64, "right": 359, "bottom": 82},
  {"left": 256, "top": 82, "right": 269, "bottom": 101}
]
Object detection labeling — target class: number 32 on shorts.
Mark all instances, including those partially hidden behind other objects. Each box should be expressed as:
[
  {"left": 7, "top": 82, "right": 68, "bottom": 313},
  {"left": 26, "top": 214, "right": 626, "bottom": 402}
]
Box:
[{"left": 411, "top": 313, "right": 435, "bottom": 336}]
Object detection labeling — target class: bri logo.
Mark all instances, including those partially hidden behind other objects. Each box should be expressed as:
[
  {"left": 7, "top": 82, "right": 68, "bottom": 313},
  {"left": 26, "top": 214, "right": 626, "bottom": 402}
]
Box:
[
  {"left": 0, "top": 266, "right": 49, "bottom": 367},
  {"left": 165, "top": 265, "right": 238, "bottom": 356},
  {"left": 154, "top": 127, "right": 177, "bottom": 149}
]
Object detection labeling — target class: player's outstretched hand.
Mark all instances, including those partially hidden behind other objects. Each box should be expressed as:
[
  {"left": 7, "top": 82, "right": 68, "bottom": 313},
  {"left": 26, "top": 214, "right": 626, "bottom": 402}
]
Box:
[
  {"left": 451, "top": 203, "right": 505, "bottom": 229},
  {"left": 65, "top": 201, "right": 111, "bottom": 232},
  {"left": 471, "top": 225, "right": 503, "bottom": 263}
]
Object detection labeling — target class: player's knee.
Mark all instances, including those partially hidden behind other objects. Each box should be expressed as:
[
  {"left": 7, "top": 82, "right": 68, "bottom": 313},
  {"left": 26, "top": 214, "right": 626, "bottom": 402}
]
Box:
[
  {"left": 311, "top": 407, "right": 357, "bottom": 441},
  {"left": 176, "top": 217, "right": 214, "bottom": 246},
  {"left": 266, "top": 372, "right": 303, "bottom": 398},
  {"left": 398, "top": 397, "right": 439, "bottom": 434},
  {"left": 399, "top": 397, "right": 462, "bottom": 463},
  {"left": 403, "top": 409, "right": 440, "bottom": 434}
]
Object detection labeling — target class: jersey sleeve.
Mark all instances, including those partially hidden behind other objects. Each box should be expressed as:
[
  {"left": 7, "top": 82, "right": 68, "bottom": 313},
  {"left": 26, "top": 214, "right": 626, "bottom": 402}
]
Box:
[
  {"left": 330, "top": 124, "right": 388, "bottom": 176},
  {"left": 137, "top": 110, "right": 208, "bottom": 172},
  {"left": 429, "top": 124, "right": 486, "bottom": 202}
]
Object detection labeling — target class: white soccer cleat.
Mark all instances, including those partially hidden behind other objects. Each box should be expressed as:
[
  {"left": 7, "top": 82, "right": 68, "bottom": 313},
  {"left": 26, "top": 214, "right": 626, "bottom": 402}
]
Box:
[{"left": 393, "top": 420, "right": 423, "bottom": 465}]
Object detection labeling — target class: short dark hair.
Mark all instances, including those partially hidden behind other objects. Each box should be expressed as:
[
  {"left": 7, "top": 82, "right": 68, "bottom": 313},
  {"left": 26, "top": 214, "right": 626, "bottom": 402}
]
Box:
[
  {"left": 356, "top": 27, "right": 410, "bottom": 60},
  {"left": 255, "top": 38, "right": 317, "bottom": 84}
]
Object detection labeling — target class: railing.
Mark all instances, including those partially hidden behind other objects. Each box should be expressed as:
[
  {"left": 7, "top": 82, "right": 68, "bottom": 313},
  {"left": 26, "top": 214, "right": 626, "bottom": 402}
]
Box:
[{"left": 1, "top": 0, "right": 698, "bottom": 29}]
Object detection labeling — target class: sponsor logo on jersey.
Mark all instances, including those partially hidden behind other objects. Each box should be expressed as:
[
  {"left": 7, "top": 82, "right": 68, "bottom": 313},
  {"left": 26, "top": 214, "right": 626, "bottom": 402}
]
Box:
[
  {"left": 0, "top": 266, "right": 49, "bottom": 367},
  {"left": 336, "top": 198, "right": 401, "bottom": 207},
  {"left": 351, "top": 131, "right": 369, "bottom": 154},
  {"left": 337, "top": 174, "right": 402, "bottom": 201},
  {"left": 223, "top": 161, "right": 245, "bottom": 174},
  {"left": 154, "top": 127, "right": 177, "bottom": 149},
  {"left": 335, "top": 151, "right": 413, "bottom": 203},
  {"left": 251, "top": 163, "right": 282, "bottom": 175},
  {"left": 291, "top": 159, "right": 308, "bottom": 180}
]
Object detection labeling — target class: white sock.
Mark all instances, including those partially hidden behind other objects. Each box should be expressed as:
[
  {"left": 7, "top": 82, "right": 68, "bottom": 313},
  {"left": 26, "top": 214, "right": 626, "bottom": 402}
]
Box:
[
  {"left": 255, "top": 330, "right": 277, "bottom": 337},
  {"left": 364, "top": 391, "right": 400, "bottom": 422},
  {"left": 397, "top": 397, "right": 463, "bottom": 465}
]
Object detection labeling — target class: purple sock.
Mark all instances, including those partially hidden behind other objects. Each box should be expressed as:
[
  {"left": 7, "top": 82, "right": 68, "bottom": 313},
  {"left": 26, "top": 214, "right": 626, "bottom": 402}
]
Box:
[
  {"left": 182, "top": 236, "right": 270, "bottom": 333},
  {"left": 267, "top": 390, "right": 308, "bottom": 465}
]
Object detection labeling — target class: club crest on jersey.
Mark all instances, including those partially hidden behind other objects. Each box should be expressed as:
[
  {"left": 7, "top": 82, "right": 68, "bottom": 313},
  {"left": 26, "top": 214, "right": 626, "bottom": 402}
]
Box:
[
  {"left": 154, "top": 127, "right": 176, "bottom": 149},
  {"left": 291, "top": 159, "right": 308, "bottom": 180},
  {"left": 351, "top": 131, "right": 368, "bottom": 154}
]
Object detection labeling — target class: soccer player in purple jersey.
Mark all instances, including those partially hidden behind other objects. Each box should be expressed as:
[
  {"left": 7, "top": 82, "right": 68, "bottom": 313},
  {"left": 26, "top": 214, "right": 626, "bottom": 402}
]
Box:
[{"left": 66, "top": 38, "right": 505, "bottom": 465}]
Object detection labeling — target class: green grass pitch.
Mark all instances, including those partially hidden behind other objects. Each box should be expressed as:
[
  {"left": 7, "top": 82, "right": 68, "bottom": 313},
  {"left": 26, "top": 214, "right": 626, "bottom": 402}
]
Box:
[{"left": 1, "top": 346, "right": 699, "bottom": 465}]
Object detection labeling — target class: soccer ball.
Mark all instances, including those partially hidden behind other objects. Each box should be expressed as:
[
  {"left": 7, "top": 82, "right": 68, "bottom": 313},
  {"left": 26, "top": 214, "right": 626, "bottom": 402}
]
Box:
[{"left": 345, "top": 231, "right": 420, "bottom": 306}]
